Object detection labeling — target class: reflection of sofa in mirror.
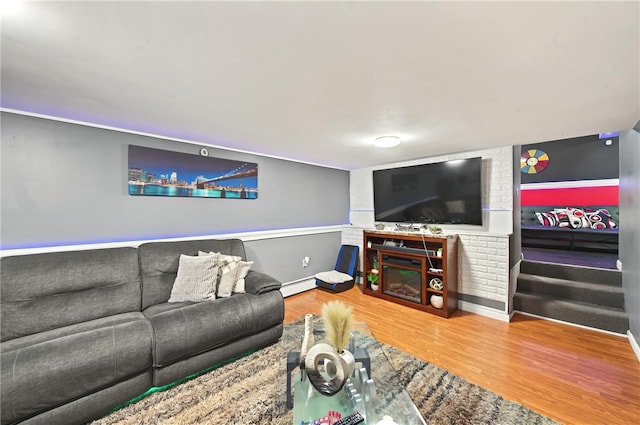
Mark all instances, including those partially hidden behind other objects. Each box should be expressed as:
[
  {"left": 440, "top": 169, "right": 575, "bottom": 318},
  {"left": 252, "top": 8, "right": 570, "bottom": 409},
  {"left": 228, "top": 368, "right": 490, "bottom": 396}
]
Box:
[
  {"left": 521, "top": 206, "right": 619, "bottom": 252},
  {"left": 1, "top": 238, "right": 284, "bottom": 425}
]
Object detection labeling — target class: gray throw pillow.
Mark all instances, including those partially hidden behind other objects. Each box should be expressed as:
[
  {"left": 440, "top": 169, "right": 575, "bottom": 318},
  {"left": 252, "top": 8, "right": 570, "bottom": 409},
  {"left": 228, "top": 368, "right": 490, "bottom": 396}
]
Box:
[{"left": 168, "top": 254, "right": 219, "bottom": 302}]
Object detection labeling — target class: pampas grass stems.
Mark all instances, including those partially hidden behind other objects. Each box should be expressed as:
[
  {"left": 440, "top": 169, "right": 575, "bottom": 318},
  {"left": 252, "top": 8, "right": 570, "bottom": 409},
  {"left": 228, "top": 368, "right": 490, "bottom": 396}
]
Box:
[{"left": 321, "top": 300, "right": 353, "bottom": 353}]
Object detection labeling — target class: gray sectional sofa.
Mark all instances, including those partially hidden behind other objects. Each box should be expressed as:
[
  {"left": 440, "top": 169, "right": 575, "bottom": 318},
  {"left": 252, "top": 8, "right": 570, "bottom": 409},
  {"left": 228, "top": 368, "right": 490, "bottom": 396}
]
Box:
[{"left": 1, "top": 238, "right": 284, "bottom": 425}]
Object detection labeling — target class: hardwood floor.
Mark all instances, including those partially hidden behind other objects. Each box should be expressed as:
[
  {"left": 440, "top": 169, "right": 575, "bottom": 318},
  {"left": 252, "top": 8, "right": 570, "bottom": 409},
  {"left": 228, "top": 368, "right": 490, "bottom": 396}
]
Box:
[{"left": 284, "top": 286, "right": 640, "bottom": 425}]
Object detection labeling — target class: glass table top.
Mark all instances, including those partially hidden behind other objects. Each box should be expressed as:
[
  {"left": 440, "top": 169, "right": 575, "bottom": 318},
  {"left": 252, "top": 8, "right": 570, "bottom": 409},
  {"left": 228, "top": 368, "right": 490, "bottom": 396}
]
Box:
[{"left": 291, "top": 322, "right": 425, "bottom": 425}]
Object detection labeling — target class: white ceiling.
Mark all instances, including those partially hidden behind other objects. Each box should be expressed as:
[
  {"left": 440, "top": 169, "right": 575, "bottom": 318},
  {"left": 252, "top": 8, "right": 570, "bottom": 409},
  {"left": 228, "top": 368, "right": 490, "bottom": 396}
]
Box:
[{"left": 1, "top": 1, "right": 638, "bottom": 170}]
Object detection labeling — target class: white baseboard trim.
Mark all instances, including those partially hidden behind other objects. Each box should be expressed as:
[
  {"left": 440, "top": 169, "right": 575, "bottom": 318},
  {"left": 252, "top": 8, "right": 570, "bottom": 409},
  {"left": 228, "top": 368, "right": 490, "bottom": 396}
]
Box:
[
  {"left": 459, "top": 301, "right": 510, "bottom": 322},
  {"left": 628, "top": 330, "right": 640, "bottom": 363},
  {"left": 280, "top": 277, "right": 317, "bottom": 297},
  {"left": 0, "top": 225, "right": 344, "bottom": 257},
  {"left": 515, "top": 310, "right": 628, "bottom": 337}
]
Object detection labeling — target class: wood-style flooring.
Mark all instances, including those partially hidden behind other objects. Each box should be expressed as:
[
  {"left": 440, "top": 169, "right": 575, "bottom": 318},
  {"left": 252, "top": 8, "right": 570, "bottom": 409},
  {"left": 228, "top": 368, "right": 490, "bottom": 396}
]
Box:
[{"left": 284, "top": 286, "right": 640, "bottom": 425}]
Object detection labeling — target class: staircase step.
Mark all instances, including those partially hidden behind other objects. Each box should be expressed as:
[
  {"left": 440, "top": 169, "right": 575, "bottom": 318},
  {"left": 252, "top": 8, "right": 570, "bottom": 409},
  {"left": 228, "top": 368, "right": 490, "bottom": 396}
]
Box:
[
  {"left": 513, "top": 292, "right": 629, "bottom": 334},
  {"left": 520, "top": 260, "right": 621, "bottom": 286},
  {"left": 517, "top": 274, "right": 625, "bottom": 309}
]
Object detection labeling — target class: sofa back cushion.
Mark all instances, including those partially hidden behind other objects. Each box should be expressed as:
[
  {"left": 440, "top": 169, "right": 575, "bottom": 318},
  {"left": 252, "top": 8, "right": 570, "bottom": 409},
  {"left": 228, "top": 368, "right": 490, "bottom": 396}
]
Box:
[
  {"left": 1, "top": 247, "right": 141, "bottom": 341},
  {"left": 138, "top": 239, "right": 247, "bottom": 309}
]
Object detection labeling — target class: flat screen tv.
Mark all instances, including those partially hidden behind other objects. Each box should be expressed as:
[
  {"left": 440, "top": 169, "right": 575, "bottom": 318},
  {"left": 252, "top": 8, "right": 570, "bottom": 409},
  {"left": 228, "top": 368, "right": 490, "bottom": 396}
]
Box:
[{"left": 373, "top": 157, "right": 483, "bottom": 225}]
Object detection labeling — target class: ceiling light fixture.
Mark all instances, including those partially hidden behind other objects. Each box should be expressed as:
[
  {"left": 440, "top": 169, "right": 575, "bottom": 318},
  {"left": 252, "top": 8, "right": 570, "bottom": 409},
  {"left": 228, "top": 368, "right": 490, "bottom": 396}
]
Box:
[{"left": 374, "top": 136, "right": 401, "bottom": 148}]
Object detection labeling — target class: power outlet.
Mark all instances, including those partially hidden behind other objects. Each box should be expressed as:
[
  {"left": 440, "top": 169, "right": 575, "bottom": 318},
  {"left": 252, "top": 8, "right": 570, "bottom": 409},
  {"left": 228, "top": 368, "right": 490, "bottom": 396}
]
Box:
[{"left": 302, "top": 256, "right": 309, "bottom": 268}]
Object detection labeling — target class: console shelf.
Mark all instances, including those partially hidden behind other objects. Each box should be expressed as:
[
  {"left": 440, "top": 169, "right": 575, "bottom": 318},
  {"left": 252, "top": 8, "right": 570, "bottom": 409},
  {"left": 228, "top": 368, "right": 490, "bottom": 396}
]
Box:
[{"left": 363, "top": 230, "right": 458, "bottom": 318}]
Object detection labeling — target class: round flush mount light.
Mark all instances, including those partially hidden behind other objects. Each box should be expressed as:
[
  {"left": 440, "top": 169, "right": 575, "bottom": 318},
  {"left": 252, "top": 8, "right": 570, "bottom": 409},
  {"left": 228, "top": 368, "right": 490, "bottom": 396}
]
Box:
[{"left": 374, "top": 136, "right": 401, "bottom": 148}]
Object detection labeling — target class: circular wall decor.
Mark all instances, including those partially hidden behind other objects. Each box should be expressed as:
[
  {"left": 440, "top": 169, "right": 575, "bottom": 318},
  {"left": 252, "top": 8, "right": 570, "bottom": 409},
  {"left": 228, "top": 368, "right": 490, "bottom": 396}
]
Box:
[
  {"left": 520, "top": 149, "right": 549, "bottom": 174},
  {"left": 429, "top": 277, "right": 443, "bottom": 291}
]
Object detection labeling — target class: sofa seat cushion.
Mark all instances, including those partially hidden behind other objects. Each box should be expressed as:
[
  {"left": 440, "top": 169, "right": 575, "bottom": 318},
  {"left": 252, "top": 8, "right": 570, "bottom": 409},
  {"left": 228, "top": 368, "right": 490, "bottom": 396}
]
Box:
[
  {"left": 0, "top": 314, "right": 153, "bottom": 425},
  {"left": 145, "top": 292, "right": 283, "bottom": 367}
]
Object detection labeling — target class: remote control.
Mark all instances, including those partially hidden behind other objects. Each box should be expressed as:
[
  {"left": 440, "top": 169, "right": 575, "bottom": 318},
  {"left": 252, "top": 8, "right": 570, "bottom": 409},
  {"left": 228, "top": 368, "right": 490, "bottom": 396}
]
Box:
[{"left": 333, "top": 411, "right": 365, "bottom": 425}]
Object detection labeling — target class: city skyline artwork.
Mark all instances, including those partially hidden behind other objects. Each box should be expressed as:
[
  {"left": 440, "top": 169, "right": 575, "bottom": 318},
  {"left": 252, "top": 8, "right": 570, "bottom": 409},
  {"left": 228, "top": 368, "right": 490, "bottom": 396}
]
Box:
[{"left": 128, "top": 145, "right": 258, "bottom": 199}]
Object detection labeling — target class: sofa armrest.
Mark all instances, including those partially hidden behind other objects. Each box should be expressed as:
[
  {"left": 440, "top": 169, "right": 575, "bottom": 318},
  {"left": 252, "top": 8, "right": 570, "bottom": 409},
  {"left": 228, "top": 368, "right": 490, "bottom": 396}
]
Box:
[{"left": 244, "top": 270, "right": 282, "bottom": 295}]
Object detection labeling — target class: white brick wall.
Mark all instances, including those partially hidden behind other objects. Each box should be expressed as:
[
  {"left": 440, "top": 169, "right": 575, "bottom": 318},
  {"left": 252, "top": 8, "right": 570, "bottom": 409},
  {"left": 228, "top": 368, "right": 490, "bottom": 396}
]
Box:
[
  {"left": 347, "top": 146, "right": 515, "bottom": 316},
  {"left": 341, "top": 225, "right": 366, "bottom": 283},
  {"left": 457, "top": 234, "right": 510, "bottom": 306},
  {"left": 341, "top": 226, "right": 365, "bottom": 247}
]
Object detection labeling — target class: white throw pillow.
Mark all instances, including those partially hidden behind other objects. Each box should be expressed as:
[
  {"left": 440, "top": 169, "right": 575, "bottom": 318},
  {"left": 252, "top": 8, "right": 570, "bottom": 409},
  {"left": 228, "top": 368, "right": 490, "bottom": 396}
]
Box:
[
  {"left": 218, "top": 260, "right": 253, "bottom": 297},
  {"left": 217, "top": 253, "right": 243, "bottom": 268},
  {"left": 168, "top": 254, "right": 219, "bottom": 303},
  {"left": 315, "top": 270, "right": 353, "bottom": 284},
  {"left": 201, "top": 252, "right": 243, "bottom": 275},
  {"left": 233, "top": 278, "right": 247, "bottom": 294}
]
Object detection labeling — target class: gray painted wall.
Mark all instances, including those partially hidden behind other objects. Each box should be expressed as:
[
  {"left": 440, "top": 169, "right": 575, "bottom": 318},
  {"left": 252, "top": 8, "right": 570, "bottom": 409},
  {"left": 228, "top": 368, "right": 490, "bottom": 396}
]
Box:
[
  {"left": 619, "top": 126, "right": 640, "bottom": 340},
  {"left": 1, "top": 112, "right": 349, "bottom": 249},
  {"left": 1, "top": 112, "right": 351, "bottom": 283},
  {"left": 521, "top": 134, "right": 619, "bottom": 184},
  {"left": 245, "top": 232, "right": 343, "bottom": 282}
]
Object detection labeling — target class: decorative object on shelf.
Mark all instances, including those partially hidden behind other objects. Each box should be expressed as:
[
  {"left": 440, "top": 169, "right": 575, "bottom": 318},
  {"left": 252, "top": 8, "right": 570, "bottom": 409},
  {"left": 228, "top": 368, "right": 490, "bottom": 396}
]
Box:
[
  {"left": 368, "top": 256, "right": 379, "bottom": 290},
  {"left": 367, "top": 273, "right": 379, "bottom": 291},
  {"left": 375, "top": 223, "right": 385, "bottom": 230},
  {"left": 436, "top": 247, "right": 443, "bottom": 257},
  {"left": 428, "top": 225, "right": 442, "bottom": 234},
  {"left": 429, "top": 277, "right": 444, "bottom": 291},
  {"left": 302, "top": 301, "right": 356, "bottom": 396},
  {"left": 430, "top": 294, "right": 444, "bottom": 309},
  {"left": 520, "top": 149, "right": 549, "bottom": 174},
  {"left": 396, "top": 223, "right": 412, "bottom": 232}
]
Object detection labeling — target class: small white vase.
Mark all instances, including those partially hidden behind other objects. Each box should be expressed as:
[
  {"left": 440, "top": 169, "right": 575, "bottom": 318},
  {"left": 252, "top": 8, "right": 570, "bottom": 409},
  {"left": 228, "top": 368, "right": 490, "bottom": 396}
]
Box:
[{"left": 430, "top": 294, "right": 444, "bottom": 309}]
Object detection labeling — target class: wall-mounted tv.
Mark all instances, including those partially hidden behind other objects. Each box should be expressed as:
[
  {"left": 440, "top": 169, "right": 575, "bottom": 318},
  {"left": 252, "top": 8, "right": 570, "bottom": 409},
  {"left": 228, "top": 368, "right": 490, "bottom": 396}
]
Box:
[{"left": 373, "top": 157, "right": 483, "bottom": 225}]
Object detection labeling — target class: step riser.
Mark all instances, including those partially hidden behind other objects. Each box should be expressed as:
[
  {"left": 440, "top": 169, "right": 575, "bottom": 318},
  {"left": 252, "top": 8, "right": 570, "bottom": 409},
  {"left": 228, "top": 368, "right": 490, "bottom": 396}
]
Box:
[
  {"left": 514, "top": 294, "right": 628, "bottom": 334},
  {"left": 520, "top": 261, "right": 621, "bottom": 286},
  {"left": 517, "top": 276, "right": 625, "bottom": 309}
]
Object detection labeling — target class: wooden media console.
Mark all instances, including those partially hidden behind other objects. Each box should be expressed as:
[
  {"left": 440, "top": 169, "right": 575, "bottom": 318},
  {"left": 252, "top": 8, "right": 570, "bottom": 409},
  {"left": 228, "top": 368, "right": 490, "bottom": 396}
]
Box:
[{"left": 362, "top": 230, "right": 458, "bottom": 318}]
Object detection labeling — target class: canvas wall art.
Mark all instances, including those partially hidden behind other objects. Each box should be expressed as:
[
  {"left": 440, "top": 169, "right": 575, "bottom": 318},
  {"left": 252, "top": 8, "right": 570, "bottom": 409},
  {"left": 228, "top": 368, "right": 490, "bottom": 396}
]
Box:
[{"left": 128, "top": 145, "right": 258, "bottom": 199}]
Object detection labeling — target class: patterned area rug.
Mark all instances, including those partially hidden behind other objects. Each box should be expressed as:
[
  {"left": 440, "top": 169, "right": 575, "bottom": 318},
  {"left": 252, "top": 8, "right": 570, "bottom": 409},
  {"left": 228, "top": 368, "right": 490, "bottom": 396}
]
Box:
[{"left": 90, "top": 317, "right": 558, "bottom": 425}]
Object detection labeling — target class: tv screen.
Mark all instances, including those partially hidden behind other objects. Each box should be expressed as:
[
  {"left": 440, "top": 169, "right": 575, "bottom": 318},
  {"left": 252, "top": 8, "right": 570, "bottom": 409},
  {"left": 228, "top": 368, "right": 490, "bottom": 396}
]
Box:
[{"left": 373, "top": 157, "right": 483, "bottom": 225}]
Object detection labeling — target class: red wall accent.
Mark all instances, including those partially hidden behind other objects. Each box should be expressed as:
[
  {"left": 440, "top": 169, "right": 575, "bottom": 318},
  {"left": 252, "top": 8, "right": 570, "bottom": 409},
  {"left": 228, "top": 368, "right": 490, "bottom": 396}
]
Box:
[{"left": 521, "top": 186, "right": 619, "bottom": 207}]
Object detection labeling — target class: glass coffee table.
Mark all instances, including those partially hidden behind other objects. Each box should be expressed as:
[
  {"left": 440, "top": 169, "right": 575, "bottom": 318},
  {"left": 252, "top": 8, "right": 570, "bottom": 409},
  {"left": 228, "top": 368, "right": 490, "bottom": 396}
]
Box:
[{"left": 290, "top": 323, "right": 425, "bottom": 425}]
